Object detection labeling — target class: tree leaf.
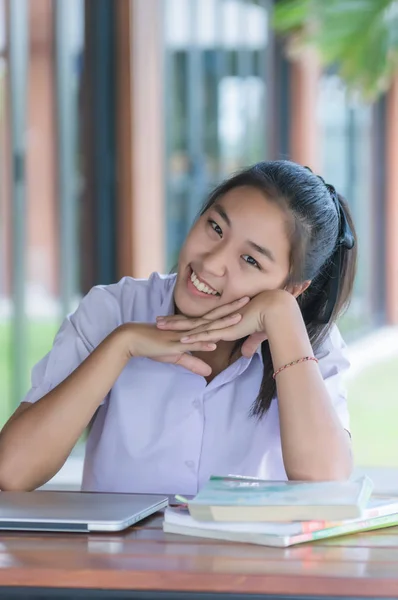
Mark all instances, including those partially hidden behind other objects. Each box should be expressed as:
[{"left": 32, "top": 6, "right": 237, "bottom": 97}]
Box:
[{"left": 274, "top": 0, "right": 398, "bottom": 100}]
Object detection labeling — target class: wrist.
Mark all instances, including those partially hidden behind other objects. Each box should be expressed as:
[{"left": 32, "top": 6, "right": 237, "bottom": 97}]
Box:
[
  {"left": 113, "top": 324, "right": 139, "bottom": 360},
  {"left": 260, "top": 290, "right": 300, "bottom": 332},
  {"left": 265, "top": 297, "right": 313, "bottom": 362}
]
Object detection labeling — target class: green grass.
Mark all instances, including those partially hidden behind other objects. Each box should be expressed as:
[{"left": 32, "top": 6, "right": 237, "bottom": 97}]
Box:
[
  {"left": 1, "top": 319, "right": 397, "bottom": 468},
  {"left": 0, "top": 320, "right": 59, "bottom": 426},
  {"left": 347, "top": 357, "right": 398, "bottom": 467}
]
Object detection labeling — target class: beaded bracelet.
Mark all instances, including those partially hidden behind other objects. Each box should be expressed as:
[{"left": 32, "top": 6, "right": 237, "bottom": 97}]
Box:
[{"left": 272, "top": 356, "right": 319, "bottom": 379}]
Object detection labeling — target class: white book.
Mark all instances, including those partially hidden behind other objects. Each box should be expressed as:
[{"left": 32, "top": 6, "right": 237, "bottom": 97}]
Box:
[{"left": 163, "top": 497, "right": 398, "bottom": 548}]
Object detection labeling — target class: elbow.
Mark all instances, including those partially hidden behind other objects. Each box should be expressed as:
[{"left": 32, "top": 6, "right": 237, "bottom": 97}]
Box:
[
  {"left": 287, "top": 470, "right": 350, "bottom": 482},
  {"left": 0, "top": 453, "right": 33, "bottom": 491},
  {"left": 0, "top": 473, "right": 31, "bottom": 492},
  {"left": 323, "top": 447, "right": 354, "bottom": 481},
  {"left": 0, "top": 466, "right": 30, "bottom": 492},
  {"left": 287, "top": 461, "right": 353, "bottom": 482},
  {"left": 286, "top": 442, "right": 354, "bottom": 482},
  {"left": 0, "top": 480, "right": 32, "bottom": 492}
]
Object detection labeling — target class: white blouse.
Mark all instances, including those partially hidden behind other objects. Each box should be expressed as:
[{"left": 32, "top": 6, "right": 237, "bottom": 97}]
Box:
[{"left": 23, "top": 273, "right": 351, "bottom": 495}]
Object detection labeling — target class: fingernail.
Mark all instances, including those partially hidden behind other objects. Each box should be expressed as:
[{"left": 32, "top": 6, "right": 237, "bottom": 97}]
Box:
[
  {"left": 156, "top": 317, "right": 166, "bottom": 322},
  {"left": 236, "top": 296, "right": 249, "bottom": 303},
  {"left": 230, "top": 313, "right": 241, "bottom": 318},
  {"left": 180, "top": 336, "right": 190, "bottom": 342}
]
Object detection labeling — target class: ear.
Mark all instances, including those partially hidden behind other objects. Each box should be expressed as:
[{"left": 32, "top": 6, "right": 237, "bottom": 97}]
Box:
[{"left": 284, "top": 280, "right": 311, "bottom": 299}]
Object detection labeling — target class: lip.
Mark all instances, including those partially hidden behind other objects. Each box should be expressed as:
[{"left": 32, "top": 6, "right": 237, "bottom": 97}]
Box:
[{"left": 188, "top": 267, "right": 220, "bottom": 296}]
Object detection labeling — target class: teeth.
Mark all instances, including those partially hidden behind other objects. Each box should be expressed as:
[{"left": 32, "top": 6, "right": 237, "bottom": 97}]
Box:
[{"left": 190, "top": 271, "right": 218, "bottom": 295}]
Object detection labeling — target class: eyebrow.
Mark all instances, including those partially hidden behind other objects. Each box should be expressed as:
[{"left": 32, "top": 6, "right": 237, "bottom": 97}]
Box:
[
  {"left": 214, "top": 204, "right": 231, "bottom": 227},
  {"left": 213, "top": 204, "right": 276, "bottom": 263},
  {"left": 248, "top": 241, "right": 276, "bottom": 263}
]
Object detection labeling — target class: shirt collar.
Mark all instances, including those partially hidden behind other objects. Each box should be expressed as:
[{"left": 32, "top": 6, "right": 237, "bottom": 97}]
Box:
[
  {"left": 253, "top": 343, "right": 264, "bottom": 364},
  {"left": 159, "top": 273, "right": 178, "bottom": 315}
]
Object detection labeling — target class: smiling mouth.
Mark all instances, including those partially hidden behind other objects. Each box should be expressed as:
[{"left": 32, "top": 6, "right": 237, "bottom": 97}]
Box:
[{"left": 190, "top": 269, "right": 220, "bottom": 296}]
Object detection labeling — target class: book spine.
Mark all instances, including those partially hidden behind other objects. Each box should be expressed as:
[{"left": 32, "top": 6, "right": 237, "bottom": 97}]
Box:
[{"left": 289, "top": 513, "right": 398, "bottom": 545}]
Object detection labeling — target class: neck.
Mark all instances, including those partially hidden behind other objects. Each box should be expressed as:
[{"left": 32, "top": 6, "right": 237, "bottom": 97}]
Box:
[
  {"left": 191, "top": 340, "right": 239, "bottom": 383},
  {"left": 172, "top": 302, "right": 241, "bottom": 380}
]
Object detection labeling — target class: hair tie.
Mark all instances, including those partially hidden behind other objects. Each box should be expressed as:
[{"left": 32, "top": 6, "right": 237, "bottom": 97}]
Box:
[{"left": 324, "top": 184, "right": 355, "bottom": 250}]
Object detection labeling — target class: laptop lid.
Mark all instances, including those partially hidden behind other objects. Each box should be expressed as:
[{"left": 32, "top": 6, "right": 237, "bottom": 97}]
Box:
[{"left": 0, "top": 491, "right": 168, "bottom": 532}]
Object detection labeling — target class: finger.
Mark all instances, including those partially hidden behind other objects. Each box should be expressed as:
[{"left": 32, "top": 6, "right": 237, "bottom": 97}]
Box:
[
  {"left": 180, "top": 312, "right": 242, "bottom": 336},
  {"left": 156, "top": 314, "right": 187, "bottom": 322},
  {"left": 241, "top": 332, "right": 268, "bottom": 358},
  {"left": 201, "top": 296, "right": 250, "bottom": 321},
  {"left": 180, "top": 326, "right": 238, "bottom": 344},
  {"left": 156, "top": 316, "right": 211, "bottom": 330},
  {"left": 156, "top": 313, "right": 209, "bottom": 323},
  {"left": 158, "top": 312, "right": 241, "bottom": 331},
  {"left": 175, "top": 341, "right": 218, "bottom": 353},
  {"left": 174, "top": 354, "right": 212, "bottom": 377},
  {"left": 156, "top": 297, "right": 249, "bottom": 327}
]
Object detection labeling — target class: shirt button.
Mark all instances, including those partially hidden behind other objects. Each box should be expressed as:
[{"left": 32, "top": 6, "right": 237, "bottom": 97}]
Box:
[
  {"left": 185, "top": 460, "right": 195, "bottom": 469},
  {"left": 193, "top": 399, "right": 200, "bottom": 409}
]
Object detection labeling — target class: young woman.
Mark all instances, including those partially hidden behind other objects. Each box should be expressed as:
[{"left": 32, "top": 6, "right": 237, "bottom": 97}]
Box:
[{"left": 0, "top": 160, "right": 357, "bottom": 493}]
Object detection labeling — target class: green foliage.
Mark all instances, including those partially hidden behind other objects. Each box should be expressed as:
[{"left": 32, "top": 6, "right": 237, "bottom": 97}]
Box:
[
  {"left": 0, "top": 319, "right": 59, "bottom": 427},
  {"left": 348, "top": 357, "right": 398, "bottom": 467},
  {"left": 274, "top": 0, "right": 398, "bottom": 100}
]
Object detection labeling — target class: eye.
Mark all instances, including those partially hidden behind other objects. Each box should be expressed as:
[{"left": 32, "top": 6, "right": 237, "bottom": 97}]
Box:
[
  {"left": 242, "top": 255, "right": 261, "bottom": 270},
  {"left": 208, "top": 219, "right": 223, "bottom": 238}
]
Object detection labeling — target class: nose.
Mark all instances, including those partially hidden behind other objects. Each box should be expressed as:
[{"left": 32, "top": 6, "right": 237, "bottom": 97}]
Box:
[{"left": 201, "top": 244, "right": 229, "bottom": 278}]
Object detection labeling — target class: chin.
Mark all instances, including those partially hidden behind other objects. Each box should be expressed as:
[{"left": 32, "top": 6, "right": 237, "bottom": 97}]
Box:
[
  {"left": 173, "top": 286, "right": 214, "bottom": 319},
  {"left": 173, "top": 291, "right": 206, "bottom": 318}
]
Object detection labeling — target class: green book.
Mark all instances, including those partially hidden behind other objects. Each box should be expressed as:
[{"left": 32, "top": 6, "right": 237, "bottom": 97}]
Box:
[{"left": 178, "top": 475, "right": 374, "bottom": 522}]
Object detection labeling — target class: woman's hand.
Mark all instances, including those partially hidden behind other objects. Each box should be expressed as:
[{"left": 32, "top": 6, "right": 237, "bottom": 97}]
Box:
[
  {"left": 159, "top": 290, "right": 296, "bottom": 358},
  {"left": 118, "top": 323, "right": 219, "bottom": 377},
  {"left": 156, "top": 295, "right": 250, "bottom": 332},
  {"left": 117, "top": 298, "right": 250, "bottom": 377}
]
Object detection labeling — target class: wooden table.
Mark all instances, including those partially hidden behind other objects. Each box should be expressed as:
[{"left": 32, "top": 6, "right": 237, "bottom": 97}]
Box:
[{"left": 0, "top": 509, "right": 398, "bottom": 599}]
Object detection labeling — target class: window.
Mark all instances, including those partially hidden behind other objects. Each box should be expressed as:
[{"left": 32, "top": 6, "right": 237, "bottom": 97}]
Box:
[
  {"left": 165, "top": 0, "right": 271, "bottom": 268},
  {"left": 318, "top": 73, "right": 381, "bottom": 337}
]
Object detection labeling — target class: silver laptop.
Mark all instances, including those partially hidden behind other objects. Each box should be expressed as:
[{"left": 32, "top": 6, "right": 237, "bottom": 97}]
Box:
[{"left": 0, "top": 491, "right": 168, "bottom": 532}]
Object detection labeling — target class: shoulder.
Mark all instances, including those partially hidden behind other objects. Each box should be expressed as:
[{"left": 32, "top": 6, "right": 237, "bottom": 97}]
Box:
[
  {"left": 84, "top": 272, "right": 176, "bottom": 317},
  {"left": 68, "top": 272, "right": 176, "bottom": 346},
  {"left": 23, "top": 273, "right": 177, "bottom": 404}
]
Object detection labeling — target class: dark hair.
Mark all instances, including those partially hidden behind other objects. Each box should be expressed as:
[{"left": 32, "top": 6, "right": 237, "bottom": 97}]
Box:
[{"left": 198, "top": 160, "right": 357, "bottom": 418}]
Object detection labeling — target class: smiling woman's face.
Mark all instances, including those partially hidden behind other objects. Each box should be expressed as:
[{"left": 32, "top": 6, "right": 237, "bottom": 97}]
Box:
[{"left": 174, "top": 186, "right": 293, "bottom": 317}]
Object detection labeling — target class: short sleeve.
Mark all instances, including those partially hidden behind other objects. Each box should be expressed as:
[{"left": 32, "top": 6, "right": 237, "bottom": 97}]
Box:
[
  {"left": 314, "top": 324, "right": 351, "bottom": 432},
  {"left": 22, "top": 283, "right": 124, "bottom": 405}
]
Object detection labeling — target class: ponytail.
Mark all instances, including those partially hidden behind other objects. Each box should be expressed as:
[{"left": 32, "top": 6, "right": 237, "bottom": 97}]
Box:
[{"left": 300, "top": 191, "right": 356, "bottom": 323}]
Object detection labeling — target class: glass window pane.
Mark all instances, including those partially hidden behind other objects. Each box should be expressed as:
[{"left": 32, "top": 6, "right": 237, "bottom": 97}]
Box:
[
  {"left": 0, "top": 0, "right": 86, "bottom": 424},
  {"left": 165, "top": 0, "right": 270, "bottom": 267},
  {"left": 318, "top": 73, "right": 374, "bottom": 336}
]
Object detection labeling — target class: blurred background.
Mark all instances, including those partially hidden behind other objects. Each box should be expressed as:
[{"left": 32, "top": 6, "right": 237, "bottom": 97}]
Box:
[{"left": 0, "top": 0, "right": 397, "bottom": 489}]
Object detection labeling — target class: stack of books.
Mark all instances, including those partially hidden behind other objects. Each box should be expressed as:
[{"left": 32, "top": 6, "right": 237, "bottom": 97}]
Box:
[{"left": 163, "top": 475, "right": 398, "bottom": 547}]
